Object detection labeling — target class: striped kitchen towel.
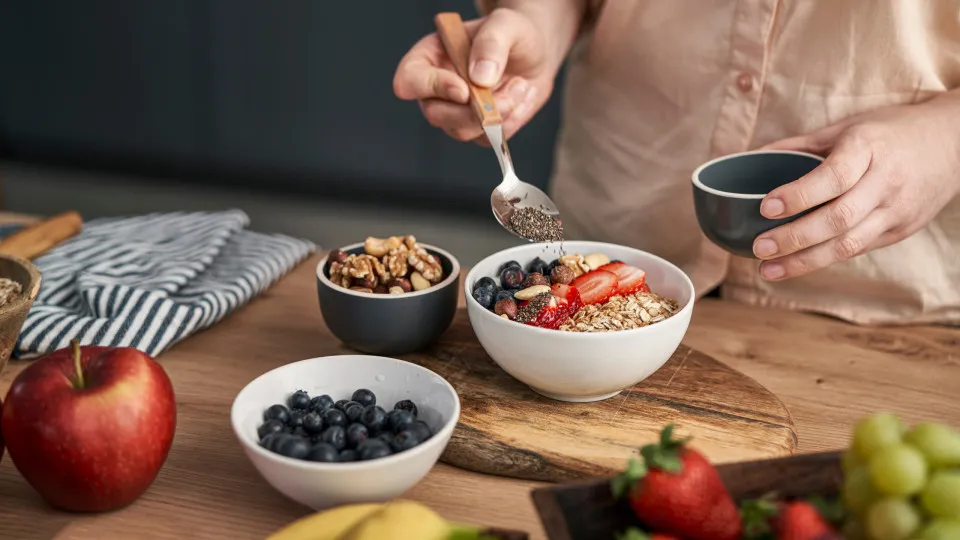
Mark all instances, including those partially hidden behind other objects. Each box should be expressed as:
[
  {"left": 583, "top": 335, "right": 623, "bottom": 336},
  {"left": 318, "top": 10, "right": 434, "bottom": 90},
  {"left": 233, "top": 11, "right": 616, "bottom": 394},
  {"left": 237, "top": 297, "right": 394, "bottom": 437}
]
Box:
[{"left": 13, "top": 210, "right": 315, "bottom": 359}]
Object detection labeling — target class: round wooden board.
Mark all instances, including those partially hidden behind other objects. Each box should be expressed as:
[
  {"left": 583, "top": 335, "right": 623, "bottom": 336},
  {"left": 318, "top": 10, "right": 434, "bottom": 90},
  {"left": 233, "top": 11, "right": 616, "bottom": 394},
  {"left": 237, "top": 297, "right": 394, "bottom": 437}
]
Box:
[{"left": 401, "top": 310, "right": 798, "bottom": 483}]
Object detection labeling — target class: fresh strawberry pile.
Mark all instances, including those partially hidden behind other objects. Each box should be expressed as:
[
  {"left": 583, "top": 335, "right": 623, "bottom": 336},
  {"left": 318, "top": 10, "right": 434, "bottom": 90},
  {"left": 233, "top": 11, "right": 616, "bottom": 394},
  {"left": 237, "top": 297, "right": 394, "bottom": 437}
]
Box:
[{"left": 611, "top": 426, "right": 844, "bottom": 540}]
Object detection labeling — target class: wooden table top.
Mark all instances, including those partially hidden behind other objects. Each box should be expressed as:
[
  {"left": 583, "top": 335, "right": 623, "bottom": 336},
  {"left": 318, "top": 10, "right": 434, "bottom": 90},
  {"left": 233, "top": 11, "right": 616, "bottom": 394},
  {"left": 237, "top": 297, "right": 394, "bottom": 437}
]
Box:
[{"left": 1, "top": 249, "right": 959, "bottom": 540}]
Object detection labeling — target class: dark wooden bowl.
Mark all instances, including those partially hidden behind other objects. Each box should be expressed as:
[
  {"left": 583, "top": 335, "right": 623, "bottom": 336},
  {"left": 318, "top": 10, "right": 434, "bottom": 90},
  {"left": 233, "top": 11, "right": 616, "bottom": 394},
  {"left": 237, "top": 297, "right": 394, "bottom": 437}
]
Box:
[
  {"left": 0, "top": 254, "right": 41, "bottom": 375},
  {"left": 531, "top": 451, "right": 843, "bottom": 540}
]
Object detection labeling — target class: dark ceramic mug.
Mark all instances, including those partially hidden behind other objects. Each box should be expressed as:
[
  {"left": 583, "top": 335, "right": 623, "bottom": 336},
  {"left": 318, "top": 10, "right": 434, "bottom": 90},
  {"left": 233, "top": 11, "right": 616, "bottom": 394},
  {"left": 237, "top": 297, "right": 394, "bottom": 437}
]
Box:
[
  {"left": 316, "top": 243, "right": 460, "bottom": 355},
  {"left": 692, "top": 150, "right": 824, "bottom": 259}
]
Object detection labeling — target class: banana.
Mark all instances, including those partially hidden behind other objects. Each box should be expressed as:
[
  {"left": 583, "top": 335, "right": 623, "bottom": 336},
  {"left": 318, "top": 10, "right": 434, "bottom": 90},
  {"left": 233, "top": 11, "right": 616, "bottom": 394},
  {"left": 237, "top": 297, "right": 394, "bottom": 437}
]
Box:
[
  {"left": 266, "top": 503, "right": 383, "bottom": 540},
  {"left": 340, "top": 500, "right": 450, "bottom": 540}
]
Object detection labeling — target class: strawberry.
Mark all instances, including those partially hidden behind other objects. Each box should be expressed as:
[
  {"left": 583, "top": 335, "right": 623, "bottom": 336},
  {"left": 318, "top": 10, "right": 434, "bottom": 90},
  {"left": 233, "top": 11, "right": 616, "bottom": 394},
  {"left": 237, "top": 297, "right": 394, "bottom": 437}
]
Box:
[
  {"left": 597, "top": 262, "right": 647, "bottom": 295},
  {"left": 611, "top": 425, "right": 742, "bottom": 540},
  {"left": 741, "top": 498, "right": 842, "bottom": 540},
  {"left": 570, "top": 269, "right": 618, "bottom": 305},
  {"left": 522, "top": 284, "right": 582, "bottom": 329},
  {"left": 615, "top": 527, "right": 681, "bottom": 540}
]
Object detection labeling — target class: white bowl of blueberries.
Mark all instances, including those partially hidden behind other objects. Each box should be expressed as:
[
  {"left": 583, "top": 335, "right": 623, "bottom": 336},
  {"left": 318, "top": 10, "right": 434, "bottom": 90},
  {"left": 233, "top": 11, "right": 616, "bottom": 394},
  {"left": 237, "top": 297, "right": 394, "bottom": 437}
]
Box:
[{"left": 230, "top": 355, "right": 460, "bottom": 510}]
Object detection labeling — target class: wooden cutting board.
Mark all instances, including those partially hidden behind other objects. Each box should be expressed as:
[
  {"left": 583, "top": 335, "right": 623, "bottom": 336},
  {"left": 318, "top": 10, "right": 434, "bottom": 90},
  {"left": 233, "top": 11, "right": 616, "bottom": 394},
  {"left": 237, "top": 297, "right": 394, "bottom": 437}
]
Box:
[{"left": 401, "top": 310, "right": 797, "bottom": 483}]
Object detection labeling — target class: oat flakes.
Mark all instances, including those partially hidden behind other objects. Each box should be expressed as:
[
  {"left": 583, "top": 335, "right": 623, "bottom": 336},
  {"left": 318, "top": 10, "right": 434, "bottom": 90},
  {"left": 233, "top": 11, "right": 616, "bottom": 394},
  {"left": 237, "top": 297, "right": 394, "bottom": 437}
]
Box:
[{"left": 559, "top": 291, "right": 680, "bottom": 333}]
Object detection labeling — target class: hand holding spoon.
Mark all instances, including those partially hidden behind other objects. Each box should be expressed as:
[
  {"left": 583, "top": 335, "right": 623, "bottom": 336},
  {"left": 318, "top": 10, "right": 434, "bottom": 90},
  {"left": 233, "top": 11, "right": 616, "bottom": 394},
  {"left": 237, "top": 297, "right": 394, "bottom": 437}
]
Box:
[{"left": 433, "top": 12, "right": 563, "bottom": 242}]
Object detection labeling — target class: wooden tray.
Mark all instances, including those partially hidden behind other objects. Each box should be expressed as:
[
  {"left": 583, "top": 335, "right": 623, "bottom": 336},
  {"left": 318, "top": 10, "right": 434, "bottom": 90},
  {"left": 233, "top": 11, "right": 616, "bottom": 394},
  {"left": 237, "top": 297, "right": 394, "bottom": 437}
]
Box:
[
  {"left": 400, "top": 310, "right": 798, "bottom": 483},
  {"left": 531, "top": 451, "right": 843, "bottom": 540}
]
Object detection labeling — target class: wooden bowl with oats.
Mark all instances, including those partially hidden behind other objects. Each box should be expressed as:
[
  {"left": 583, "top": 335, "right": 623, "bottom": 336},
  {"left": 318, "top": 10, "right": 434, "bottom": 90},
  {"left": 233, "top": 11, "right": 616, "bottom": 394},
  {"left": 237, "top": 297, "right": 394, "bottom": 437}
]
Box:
[{"left": 0, "top": 254, "right": 41, "bottom": 375}]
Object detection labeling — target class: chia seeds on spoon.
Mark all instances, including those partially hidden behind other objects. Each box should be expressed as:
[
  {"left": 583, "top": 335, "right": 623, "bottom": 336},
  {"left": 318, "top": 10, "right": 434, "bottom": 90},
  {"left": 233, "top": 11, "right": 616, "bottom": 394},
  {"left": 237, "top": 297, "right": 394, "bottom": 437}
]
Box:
[
  {"left": 516, "top": 292, "right": 553, "bottom": 324},
  {"left": 508, "top": 207, "right": 563, "bottom": 243}
]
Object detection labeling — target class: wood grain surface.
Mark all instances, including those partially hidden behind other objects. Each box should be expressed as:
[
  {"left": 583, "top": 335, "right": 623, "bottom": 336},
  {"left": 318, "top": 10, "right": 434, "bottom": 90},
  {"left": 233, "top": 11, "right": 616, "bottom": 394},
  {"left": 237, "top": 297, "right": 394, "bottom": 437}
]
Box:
[
  {"left": 405, "top": 315, "right": 796, "bottom": 482},
  {"left": 0, "top": 245, "right": 958, "bottom": 540}
]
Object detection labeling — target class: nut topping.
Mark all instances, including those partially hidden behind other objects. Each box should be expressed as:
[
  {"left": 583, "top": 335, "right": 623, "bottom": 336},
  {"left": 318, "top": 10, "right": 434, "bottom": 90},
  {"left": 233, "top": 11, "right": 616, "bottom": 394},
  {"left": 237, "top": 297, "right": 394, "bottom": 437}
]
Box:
[
  {"left": 583, "top": 252, "right": 611, "bottom": 270},
  {"left": 410, "top": 271, "right": 431, "bottom": 291},
  {"left": 408, "top": 248, "right": 443, "bottom": 283},
  {"left": 364, "top": 236, "right": 404, "bottom": 257},
  {"left": 514, "top": 285, "right": 551, "bottom": 300},
  {"left": 558, "top": 254, "right": 590, "bottom": 276},
  {"left": 327, "top": 235, "right": 446, "bottom": 295}
]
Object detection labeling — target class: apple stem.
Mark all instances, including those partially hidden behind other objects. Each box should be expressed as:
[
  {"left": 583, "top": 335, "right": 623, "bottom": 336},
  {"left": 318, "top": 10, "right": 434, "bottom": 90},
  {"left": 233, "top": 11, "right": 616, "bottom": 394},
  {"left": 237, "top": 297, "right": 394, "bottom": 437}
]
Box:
[{"left": 71, "top": 339, "right": 85, "bottom": 389}]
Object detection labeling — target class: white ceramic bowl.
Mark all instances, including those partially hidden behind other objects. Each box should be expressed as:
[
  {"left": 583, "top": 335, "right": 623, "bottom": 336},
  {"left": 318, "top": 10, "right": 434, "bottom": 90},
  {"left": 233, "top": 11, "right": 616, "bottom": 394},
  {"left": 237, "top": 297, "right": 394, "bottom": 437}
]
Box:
[
  {"left": 230, "top": 355, "right": 460, "bottom": 510},
  {"left": 465, "top": 241, "right": 695, "bottom": 402}
]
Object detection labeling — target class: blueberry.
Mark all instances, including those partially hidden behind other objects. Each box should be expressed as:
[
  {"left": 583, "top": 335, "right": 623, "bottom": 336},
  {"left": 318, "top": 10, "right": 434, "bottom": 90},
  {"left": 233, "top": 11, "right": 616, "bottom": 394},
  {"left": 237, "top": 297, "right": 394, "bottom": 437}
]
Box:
[
  {"left": 305, "top": 443, "right": 339, "bottom": 462},
  {"left": 277, "top": 435, "right": 310, "bottom": 459},
  {"left": 360, "top": 405, "right": 387, "bottom": 435},
  {"left": 497, "top": 260, "right": 522, "bottom": 274},
  {"left": 500, "top": 267, "right": 524, "bottom": 289},
  {"left": 346, "top": 422, "right": 370, "bottom": 448},
  {"left": 320, "top": 425, "right": 346, "bottom": 451},
  {"left": 260, "top": 432, "right": 283, "bottom": 451},
  {"left": 339, "top": 449, "right": 358, "bottom": 462},
  {"left": 351, "top": 389, "right": 377, "bottom": 407},
  {"left": 547, "top": 259, "right": 561, "bottom": 273},
  {"left": 302, "top": 412, "right": 324, "bottom": 435},
  {"left": 257, "top": 419, "right": 286, "bottom": 440},
  {"left": 286, "top": 410, "right": 304, "bottom": 429},
  {"left": 288, "top": 390, "right": 311, "bottom": 410},
  {"left": 343, "top": 401, "right": 365, "bottom": 423},
  {"left": 263, "top": 404, "right": 290, "bottom": 424},
  {"left": 494, "top": 288, "right": 514, "bottom": 303},
  {"left": 323, "top": 408, "right": 347, "bottom": 428},
  {"left": 472, "top": 284, "right": 496, "bottom": 310},
  {"left": 386, "top": 409, "right": 415, "bottom": 433},
  {"left": 291, "top": 426, "right": 309, "bottom": 438},
  {"left": 527, "top": 257, "right": 549, "bottom": 275},
  {"left": 334, "top": 399, "right": 351, "bottom": 411},
  {"left": 394, "top": 400, "right": 418, "bottom": 417},
  {"left": 472, "top": 276, "right": 497, "bottom": 295},
  {"left": 376, "top": 433, "right": 394, "bottom": 446},
  {"left": 358, "top": 439, "right": 393, "bottom": 461},
  {"left": 391, "top": 431, "right": 421, "bottom": 453},
  {"left": 408, "top": 420, "right": 433, "bottom": 442},
  {"left": 309, "top": 394, "right": 334, "bottom": 412}
]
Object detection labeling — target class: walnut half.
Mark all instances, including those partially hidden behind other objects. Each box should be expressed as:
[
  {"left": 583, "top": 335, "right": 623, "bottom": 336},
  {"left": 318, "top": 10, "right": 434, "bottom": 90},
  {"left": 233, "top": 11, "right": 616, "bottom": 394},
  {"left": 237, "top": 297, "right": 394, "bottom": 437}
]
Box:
[{"left": 408, "top": 247, "right": 443, "bottom": 283}]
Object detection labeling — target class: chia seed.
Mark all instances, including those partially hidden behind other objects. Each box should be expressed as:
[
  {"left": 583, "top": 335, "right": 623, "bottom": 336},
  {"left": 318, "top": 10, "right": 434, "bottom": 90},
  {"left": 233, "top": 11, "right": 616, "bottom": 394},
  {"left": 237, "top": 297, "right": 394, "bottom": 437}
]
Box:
[
  {"left": 508, "top": 207, "right": 563, "bottom": 243},
  {"left": 516, "top": 292, "right": 553, "bottom": 324}
]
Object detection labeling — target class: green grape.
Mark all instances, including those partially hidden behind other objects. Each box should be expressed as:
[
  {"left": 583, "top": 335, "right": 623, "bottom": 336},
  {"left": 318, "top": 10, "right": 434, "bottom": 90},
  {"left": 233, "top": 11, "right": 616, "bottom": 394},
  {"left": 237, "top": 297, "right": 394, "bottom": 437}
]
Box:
[
  {"left": 866, "top": 498, "right": 922, "bottom": 540},
  {"left": 869, "top": 444, "right": 929, "bottom": 496},
  {"left": 855, "top": 413, "right": 905, "bottom": 459},
  {"left": 845, "top": 449, "right": 865, "bottom": 473},
  {"left": 905, "top": 422, "right": 960, "bottom": 468},
  {"left": 920, "top": 470, "right": 960, "bottom": 519},
  {"left": 845, "top": 465, "right": 881, "bottom": 515},
  {"left": 917, "top": 519, "right": 960, "bottom": 540},
  {"left": 843, "top": 518, "right": 867, "bottom": 540}
]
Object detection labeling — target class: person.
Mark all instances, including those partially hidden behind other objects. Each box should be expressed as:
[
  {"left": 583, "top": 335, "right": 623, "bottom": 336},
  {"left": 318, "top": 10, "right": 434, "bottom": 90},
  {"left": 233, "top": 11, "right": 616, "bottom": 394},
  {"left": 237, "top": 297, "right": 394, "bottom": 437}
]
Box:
[{"left": 393, "top": 1, "right": 960, "bottom": 326}]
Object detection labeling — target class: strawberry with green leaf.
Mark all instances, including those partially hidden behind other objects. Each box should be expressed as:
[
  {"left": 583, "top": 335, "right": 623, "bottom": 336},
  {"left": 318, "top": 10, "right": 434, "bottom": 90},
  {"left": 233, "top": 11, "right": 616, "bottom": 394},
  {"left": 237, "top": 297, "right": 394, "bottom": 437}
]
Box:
[
  {"left": 614, "top": 526, "right": 681, "bottom": 540},
  {"left": 741, "top": 497, "right": 842, "bottom": 540},
  {"left": 611, "top": 425, "right": 742, "bottom": 540}
]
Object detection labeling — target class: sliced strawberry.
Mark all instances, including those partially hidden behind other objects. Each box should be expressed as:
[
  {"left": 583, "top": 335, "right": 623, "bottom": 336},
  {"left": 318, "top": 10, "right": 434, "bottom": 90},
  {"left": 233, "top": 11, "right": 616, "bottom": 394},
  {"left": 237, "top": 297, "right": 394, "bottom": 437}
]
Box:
[
  {"left": 597, "top": 262, "right": 647, "bottom": 295},
  {"left": 570, "top": 269, "right": 618, "bottom": 305},
  {"left": 521, "top": 284, "right": 583, "bottom": 329},
  {"left": 640, "top": 282, "right": 651, "bottom": 293}
]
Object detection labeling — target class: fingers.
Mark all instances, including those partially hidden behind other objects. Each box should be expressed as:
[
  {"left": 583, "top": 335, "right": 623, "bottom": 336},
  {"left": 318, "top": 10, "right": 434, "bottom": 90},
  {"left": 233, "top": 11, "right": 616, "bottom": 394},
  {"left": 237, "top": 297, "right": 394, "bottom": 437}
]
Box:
[
  {"left": 760, "top": 113, "right": 862, "bottom": 154},
  {"left": 419, "top": 77, "right": 536, "bottom": 142},
  {"left": 760, "top": 133, "right": 873, "bottom": 219},
  {"left": 758, "top": 209, "right": 892, "bottom": 281},
  {"left": 753, "top": 171, "right": 886, "bottom": 259},
  {"left": 469, "top": 8, "right": 545, "bottom": 87},
  {"left": 394, "top": 35, "right": 470, "bottom": 103}
]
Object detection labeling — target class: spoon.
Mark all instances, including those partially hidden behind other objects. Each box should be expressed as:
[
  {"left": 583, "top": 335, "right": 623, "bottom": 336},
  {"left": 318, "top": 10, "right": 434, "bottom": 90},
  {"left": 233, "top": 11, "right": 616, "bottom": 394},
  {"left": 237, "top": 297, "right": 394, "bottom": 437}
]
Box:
[{"left": 434, "top": 12, "right": 562, "bottom": 242}]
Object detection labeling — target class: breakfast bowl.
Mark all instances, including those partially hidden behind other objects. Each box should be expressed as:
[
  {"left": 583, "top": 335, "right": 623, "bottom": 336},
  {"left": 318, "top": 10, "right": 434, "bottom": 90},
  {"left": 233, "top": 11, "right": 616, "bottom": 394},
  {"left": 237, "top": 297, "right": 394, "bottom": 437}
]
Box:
[
  {"left": 316, "top": 240, "right": 460, "bottom": 355},
  {"left": 692, "top": 149, "right": 824, "bottom": 258},
  {"left": 231, "top": 354, "right": 460, "bottom": 510},
  {"left": 465, "top": 241, "right": 694, "bottom": 402},
  {"left": 0, "top": 254, "right": 41, "bottom": 375}
]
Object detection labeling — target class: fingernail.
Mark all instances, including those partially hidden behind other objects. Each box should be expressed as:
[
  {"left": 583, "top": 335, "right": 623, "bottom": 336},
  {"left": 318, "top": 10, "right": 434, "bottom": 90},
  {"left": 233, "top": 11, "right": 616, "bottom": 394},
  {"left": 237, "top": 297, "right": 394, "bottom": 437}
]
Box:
[
  {"left": 507, "top": 80, "right": 529, "bottom": 106},
  {"left": 446, "top": 85, "right": 468, "bottom": 103},
  {"left": 761, "top": 198, "right": 785, "bottom": 218},
  {"left": 470, "top": 60, "right": 499, "bottom": 86},
  {"left": 753, "top": 238, "right": 778, "bottom": 258},
  {"left": 761, "top": 263, "right": 785, "bottom": 280}
]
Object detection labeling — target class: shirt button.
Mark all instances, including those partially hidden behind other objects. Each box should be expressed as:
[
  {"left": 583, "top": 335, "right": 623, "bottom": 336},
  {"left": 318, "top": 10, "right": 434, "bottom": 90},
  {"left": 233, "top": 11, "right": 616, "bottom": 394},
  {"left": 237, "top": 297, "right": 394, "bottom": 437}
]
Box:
[{"left": 736, "top": 72, "right": 754, "bottom": 93}]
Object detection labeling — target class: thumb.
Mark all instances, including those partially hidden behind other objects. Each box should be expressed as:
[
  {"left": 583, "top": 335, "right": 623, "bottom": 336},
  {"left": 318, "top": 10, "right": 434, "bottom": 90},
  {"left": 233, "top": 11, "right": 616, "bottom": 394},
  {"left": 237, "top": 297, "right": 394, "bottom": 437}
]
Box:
[{"left": 468, "top": 8, "right": 544, "bottom": 87}]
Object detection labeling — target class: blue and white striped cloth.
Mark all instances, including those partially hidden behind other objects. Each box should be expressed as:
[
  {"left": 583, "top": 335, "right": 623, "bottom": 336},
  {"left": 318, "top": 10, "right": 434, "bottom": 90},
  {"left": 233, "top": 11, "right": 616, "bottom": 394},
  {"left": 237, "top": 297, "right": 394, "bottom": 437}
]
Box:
[{"left": 13, "top": 210, "right": 315, "bottom": 359}]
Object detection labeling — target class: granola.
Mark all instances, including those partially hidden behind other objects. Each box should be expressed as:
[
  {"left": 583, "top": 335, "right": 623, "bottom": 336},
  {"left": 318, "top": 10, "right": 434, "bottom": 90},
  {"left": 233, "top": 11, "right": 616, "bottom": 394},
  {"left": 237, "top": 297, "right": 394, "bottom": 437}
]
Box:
[{"left": 559, "top": 291, "right": 679, "bottom": 333}]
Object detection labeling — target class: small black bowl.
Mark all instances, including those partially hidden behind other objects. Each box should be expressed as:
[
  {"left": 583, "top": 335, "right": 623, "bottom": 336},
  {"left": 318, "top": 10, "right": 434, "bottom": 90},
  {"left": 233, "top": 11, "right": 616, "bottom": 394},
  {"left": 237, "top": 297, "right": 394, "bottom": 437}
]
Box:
[
  {"left": 692, "top": 150, "right": 824, "bottom": 258},
  {"left": 316, "top": 242, "right": 460, "bottom": 355}
]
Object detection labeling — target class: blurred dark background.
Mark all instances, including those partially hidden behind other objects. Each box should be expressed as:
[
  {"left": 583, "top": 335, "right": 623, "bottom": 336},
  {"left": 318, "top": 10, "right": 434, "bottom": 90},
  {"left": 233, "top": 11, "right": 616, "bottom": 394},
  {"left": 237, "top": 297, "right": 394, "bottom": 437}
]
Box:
[{"left": 0, "top": 0, "right": 565, "bottom": 263}]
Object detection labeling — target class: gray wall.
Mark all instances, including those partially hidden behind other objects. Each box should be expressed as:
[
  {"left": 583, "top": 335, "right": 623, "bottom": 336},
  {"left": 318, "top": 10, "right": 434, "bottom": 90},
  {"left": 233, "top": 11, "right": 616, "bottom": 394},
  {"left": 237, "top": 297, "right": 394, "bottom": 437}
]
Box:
[{"left": 0, "top": 1, "right": 563, "bottom": 216}]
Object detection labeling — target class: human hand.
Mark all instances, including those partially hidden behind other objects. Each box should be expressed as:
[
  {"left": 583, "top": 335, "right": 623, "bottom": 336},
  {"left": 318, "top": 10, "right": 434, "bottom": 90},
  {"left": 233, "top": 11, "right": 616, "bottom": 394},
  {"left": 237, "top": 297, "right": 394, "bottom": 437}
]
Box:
[
  {"left": 752, "top": 94, "right": 960, "bottom": 281},
  {"left": 392, "top": 8, "right": 551, "bottom": 146}
]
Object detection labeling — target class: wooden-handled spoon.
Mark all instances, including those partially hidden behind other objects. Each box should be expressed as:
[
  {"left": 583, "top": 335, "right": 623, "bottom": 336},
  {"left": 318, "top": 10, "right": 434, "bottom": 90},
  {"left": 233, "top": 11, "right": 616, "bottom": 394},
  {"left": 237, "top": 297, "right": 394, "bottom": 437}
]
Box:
[{"left": 0, "top": 211, "right": 83, "bottom": 260}]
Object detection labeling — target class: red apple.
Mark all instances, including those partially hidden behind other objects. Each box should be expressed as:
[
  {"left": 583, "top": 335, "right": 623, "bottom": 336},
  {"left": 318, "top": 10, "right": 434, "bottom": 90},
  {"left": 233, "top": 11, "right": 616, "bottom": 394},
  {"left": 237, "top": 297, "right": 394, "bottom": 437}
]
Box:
[{"left": 1, "top": 340, "right": 176, "bottom": 512}]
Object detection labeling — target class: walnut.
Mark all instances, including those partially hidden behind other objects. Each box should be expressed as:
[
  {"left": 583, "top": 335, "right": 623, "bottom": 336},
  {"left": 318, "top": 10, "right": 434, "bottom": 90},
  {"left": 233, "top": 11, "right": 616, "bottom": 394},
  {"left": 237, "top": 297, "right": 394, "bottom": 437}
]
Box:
[
  {"left": 343, "top": 254, "right": 388, "bottom": 288},
  {"left": 384, "top": 245, "right": 410, "bottom": 277},
  {"left": 559, "top": 253, "right": 590, "bottom": 276},
  {"left": 328, "top": 261, "right": 352, "bottom": 288},
  {"left": 403, "top": 235, "right": 417, "bottom": 250},
  {"left": 407, "top": 247, "right": 443, "bottom": 283},
  {"left": 364, "top": 236, "right": 404, "bottom": 257}
]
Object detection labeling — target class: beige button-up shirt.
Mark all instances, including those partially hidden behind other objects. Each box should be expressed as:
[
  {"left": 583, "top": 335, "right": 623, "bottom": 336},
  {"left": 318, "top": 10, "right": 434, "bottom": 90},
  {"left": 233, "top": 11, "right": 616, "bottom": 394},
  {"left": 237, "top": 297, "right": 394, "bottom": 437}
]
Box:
[{"left": 482, "top": 1, "right": 960, "bottom": 326}]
